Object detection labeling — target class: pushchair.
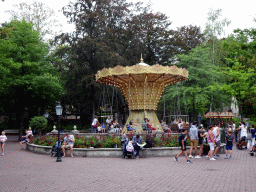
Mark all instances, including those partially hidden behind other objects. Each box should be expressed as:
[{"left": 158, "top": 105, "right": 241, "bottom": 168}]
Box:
[
  {"left": 51, "top": 141, "right": 63, "bottom": 157},
  {"left": 236, "top": 137, "right": 247, "bottom": 150}
]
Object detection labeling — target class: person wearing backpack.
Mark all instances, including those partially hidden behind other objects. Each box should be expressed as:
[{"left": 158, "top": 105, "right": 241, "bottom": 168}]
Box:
[
  {"left": 174, "top": 129, "right": 192, "bottom": 163},
  {"left": 124, "top": 138, "right": 135, "bottom": 158}
]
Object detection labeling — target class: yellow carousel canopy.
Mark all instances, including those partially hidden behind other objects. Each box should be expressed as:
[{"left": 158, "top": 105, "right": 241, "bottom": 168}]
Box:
[{"left": 96, "top": 62, "right": 188, "bottom": 111}]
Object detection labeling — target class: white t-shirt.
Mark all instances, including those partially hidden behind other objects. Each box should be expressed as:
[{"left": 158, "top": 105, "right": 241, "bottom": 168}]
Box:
[
  {"left": 232, "top": 123, "right": 236, "bottom": 132},
  {"left": 241, "top": 125, "right": 247, "bottom": 137},
  {"left": 0, "top": 135, "right": 7, "bottom": 142},
  {"left": 92, "top": 118, "right": 98, "bottom": 126},
  {"left": 97, "top": 126, "right": 102, "bottom": 131},
  {"left": 106, "top": 118, "right": 112, "bottom": 124},
  {"left": 64, "top": 135, "right": 75, "bottom": 145},
  {"left": 212, "top": 127, "right": 220, "bottom": 141},
  {"left": 27, "top": 130, "right": 33, "bottom": 136}
]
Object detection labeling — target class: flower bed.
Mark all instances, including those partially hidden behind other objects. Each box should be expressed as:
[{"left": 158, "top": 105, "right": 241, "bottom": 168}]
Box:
[{"left": 32, "top": 134, "right": 191, "bottom": 148}]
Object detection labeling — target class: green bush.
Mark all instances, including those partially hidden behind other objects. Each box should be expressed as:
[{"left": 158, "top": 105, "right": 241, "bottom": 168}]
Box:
[{"left": 29, "top": 116, "right": 47, "bottom": 131}]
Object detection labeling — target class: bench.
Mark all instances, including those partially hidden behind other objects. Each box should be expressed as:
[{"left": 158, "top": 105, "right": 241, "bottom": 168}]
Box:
[{"left": 3, "top": 129, "right": 19, "bottom": 134}]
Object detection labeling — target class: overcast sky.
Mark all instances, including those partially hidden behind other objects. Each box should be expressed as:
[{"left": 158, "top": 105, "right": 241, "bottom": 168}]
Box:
[{"left": 0, "top": 0, "right": 255, "bottom": 38}]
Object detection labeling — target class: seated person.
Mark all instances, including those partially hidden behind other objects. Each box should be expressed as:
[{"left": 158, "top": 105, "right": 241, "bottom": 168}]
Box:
[
  {"left": 97, "top": 124, "right": 102, "bottom": 133},
  {"left": 126, "top": 125, "right": 136, "bottom": 133},
  {"left": 62, "top": 133, "right": 75, "bottom": 158},
  {"left": 142, "top": 118, "right": 147, "bottom": 131},
  {"left": 19, "top": 130, "right": 29, "bottom": 149},
  {"left": 147, "top": 119, "right": 156, "bottom": 133},
  {"left": 123, "top": 137, "right": 134, "bottom": 158},
  {"left": 144, "top": 135, "right": 153, "bottom": 148},
  {"left": 121, "top": 133, "right": 128, "bottom": 150},
  {"left": 101, "top": 123, "right": 106, "bottom": 133},
  {"left": 132, "top": 134, "right": 143, "bottom": 158},
  {"left": 163, "top": 122, "right": 171, "bottom": 133},
  {"left": 27, "top": 127, "right": 33, "bottom": 136}
]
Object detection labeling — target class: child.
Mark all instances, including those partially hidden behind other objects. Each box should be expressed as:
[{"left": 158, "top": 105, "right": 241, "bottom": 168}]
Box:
[
  {"left": 225, "top": 129, "right": 235, "bottom": 159},
  {"left": 102, "top": 123, "right": 106, "bottom": 133},
  {"left": 27, "top": 127, "right": 33, "bottom": 136},
  {"left": 97, "top": 124, "right": 102, "bottom": 133},
  {"left": 0, "top": 131, "right": 7, "bottom": 156},
  {"left": 174, "top": 129, "right": 192, "bottom": 163}
]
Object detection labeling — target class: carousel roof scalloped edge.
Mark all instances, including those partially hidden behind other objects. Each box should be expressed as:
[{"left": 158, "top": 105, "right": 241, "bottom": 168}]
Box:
[{"left": 95, "top": 64, "right": 189, "bottom": 82}]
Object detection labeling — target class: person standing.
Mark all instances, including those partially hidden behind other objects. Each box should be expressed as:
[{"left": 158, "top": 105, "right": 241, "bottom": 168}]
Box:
[
  {"left": 237, "top": 122, "right": 247, "bottom": 141},
  {"left": 224, "top": 129, "right": 235, "bottom": 159},
  {"left": 248, "top": 124, "right": 255, "bottom": 153},
  {"left": 174, "top": 129, "right": 192, "bottom": 163},
  {"left": 213, "top": 123, "right": 221, "bottom": 158},
  {"left": 189, "top": 122, "right": 200, "bottom": 158},
  {"left": 0, "top": 131, "right": 7, "bottom": 156},
  {"left": 207, "top": 125, "right": 216, "bottom": 161},
  {"left": 198, "top": 126, "right": 206, "bottom": 157},
  {"left": 91, "top": 117, "right": 98, "bottom": 133},
  {"left": 106, "top": 116, "right": 112, "bottom": 130}
]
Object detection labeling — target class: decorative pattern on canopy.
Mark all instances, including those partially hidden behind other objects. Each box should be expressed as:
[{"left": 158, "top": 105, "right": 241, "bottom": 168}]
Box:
[
  {"left": 204, "top": 111, "right": 236, "bottom": 119},
  {"left": 96, "top": 64, "right": 189, "bottom": 111}
]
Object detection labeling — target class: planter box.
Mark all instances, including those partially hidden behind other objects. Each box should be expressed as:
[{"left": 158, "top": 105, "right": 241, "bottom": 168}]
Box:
[{"left": 27, "top": 143, "right": 226, "bottom": 158}]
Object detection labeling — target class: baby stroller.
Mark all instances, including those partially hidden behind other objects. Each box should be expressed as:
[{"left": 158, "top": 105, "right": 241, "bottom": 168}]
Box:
[
  {"left": 51, "top": 141, "right": 63, "bottom": 157},
  {"left": 236, "top": 137, "right": 247, "bottom": 150},
  {"left": 124, "top": 141, "right": 136, "bottom": 159}
]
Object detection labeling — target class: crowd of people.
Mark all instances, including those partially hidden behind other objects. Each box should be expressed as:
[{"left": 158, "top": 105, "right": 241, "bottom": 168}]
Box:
[
  {"left": 91, "top": 116, "right": 123, "bottom": 134},
  {"left": 175, "top": 121, "right": 255, "bottom": 163}
]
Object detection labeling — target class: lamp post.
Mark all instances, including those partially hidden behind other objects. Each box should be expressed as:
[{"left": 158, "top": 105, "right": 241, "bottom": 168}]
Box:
[
  {"left": 56, "top": 102, "right": 63, "bottom": 162},
  {"left": 198, "top": 113, "right": 201, "bottom": 128},
  {"left": 44, "top": 111, "right": 49, "bottom": 119}
]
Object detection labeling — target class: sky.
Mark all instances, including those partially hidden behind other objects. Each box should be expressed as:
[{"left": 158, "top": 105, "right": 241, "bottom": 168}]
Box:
[{"left": 0, "top": 0, "right": 255, "bottom": 38}]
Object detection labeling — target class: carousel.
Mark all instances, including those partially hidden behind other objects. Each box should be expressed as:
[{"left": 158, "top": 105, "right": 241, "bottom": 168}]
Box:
[
  {"left": 204, "top": 111, "right": 236, "bottom": 128},
  {"left": 95, "top": 57, "right": 189, "bottom": 133}
]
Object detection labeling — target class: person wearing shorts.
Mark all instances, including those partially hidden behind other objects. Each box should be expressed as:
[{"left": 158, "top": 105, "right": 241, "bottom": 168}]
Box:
[
  {"left": 0, "top": 131, "right": 7, "bottom": 156},
  {"left": 174, "top": 129, "right": 192, "bottom": 163},
  {"left": 198, "top": 126, "right": 206, "bottom": 157},
  {"left": 189, "top": 122, "right": 200, "bottom": 158},
  {"left": 225, "top": 129, "right": 235, "bottom": 159},
  {"left": 207, "top": 125, "right": 216, "bottom": 161},
  {"left": 213, "top": 123, "right": 221, "bottom": 158},
  {"left": 62, "top": 133, "right": 75, "bottom": 157},
  {"left": 19, "top": 130, "right": 29, "bottom": 149}
]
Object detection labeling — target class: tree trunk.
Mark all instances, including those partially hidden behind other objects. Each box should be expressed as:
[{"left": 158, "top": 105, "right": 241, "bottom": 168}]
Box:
[{"left": 19, "top": 109, "right": 25, "bottom": 138}]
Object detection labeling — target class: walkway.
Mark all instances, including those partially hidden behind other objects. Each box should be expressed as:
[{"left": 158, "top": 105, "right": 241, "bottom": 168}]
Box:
[{"left": 1, "top": 141, "right": 256, "bottom": 192}]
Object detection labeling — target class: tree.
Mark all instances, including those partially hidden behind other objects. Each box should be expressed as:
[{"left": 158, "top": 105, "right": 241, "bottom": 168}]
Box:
[
  {"left": 5, "top": 1, "right": 62, "bottom": 39},
  {"left": 211, "top": 28, "right": 256, "bottom": 119},
  {"left": 0, "top": 19, "right": 64, "bottom": 135},
  {"left": 172, "top": 25, "right": 205, "bottom": 54},
  {"left": 53, "top": 0, "right": 182, "bottom": 125},
  {"left": 162, "top": 44, "right": 231, "bottom": 121},
  {"left": 204, "top": 8, "right": 231, "bottom": 65}
]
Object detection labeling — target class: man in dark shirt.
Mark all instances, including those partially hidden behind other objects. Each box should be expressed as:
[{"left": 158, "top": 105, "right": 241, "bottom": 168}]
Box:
[
  {"left": 133, "top": 135, "right": 143, "bottom": 159},
  {"left": 174, "top": 129, "right": 192, "bottom": 163}
]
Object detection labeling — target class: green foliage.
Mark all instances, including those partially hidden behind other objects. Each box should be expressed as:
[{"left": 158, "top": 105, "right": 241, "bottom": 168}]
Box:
[
  {"left": 162, "top": 44, "right": 230, "bottom": 120},
  {"left": 29, "top": 116, "right": 47, "bottom": 131},
  {"left": 0, "top": 19, "right": 64, "bottom": 120}
]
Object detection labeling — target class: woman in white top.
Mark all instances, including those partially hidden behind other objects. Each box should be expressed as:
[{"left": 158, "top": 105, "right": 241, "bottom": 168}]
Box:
[{"left": 238, "top": 121, "right": 247, "bottom": 141}]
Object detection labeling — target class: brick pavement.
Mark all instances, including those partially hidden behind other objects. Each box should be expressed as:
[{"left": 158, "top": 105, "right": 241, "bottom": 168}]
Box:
[{"left": 1, "top": 141, "right": 256, "bottom": 192}]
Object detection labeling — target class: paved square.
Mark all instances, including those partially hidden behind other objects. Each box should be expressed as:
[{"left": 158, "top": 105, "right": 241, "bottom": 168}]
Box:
[{"left": 1, "top": 142, "right": 256, "bottom": 192}]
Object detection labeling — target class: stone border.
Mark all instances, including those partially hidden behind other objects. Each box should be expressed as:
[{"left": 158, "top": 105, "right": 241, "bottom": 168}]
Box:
[{"left": 27, "top": 143, "right": 226, "bottom": 158}]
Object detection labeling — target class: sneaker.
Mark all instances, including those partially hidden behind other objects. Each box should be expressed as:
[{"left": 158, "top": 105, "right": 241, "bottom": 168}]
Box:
[
  {"left": 187, "top": 160, "right": 193, "bottom": 163},
  {"left": 195, "top": 155, "right": 201, "bottom": 159},
  {"left": 174, "top": 157, "right": 179, "bottom": 162},
  {"left": 136, "top": 155, "right": 139, "bottom": 159},
  {"left": 210, "top": 158, "right": 216, "bottom": 161},
  {"left": 206, "top": 155, "right": 209, "bottom": 158},
  {"left": 224, "top": 155, "right": 229, "bottom": 159},
  {"left": 1, "top": 153, "right": 4, "bottom": 156},
  {"left": 189, "top": 155, "right": 194, "bottom": 158},
  {"left": 213, "top": 155, "right": 217, "bottom": 158},
  {"left": 229, "top": 156, "right": 232, "bottom": 159}
]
